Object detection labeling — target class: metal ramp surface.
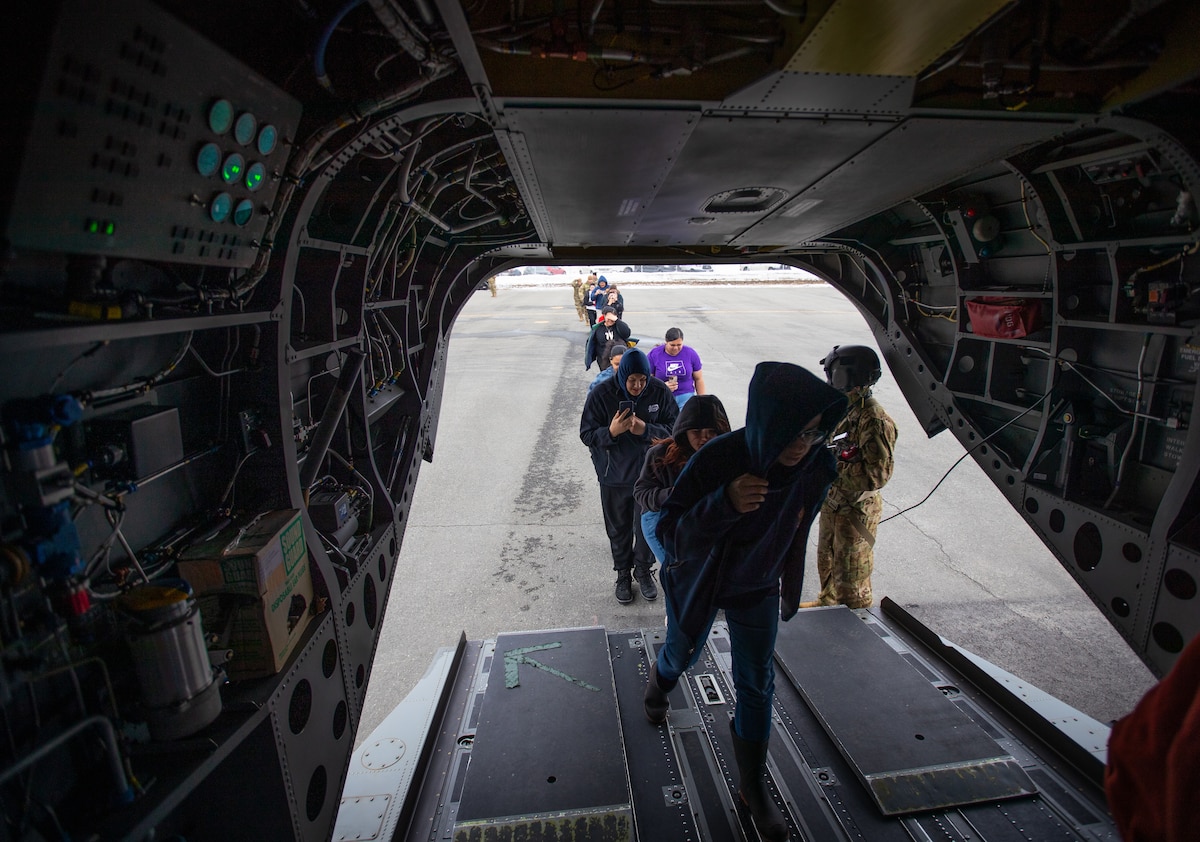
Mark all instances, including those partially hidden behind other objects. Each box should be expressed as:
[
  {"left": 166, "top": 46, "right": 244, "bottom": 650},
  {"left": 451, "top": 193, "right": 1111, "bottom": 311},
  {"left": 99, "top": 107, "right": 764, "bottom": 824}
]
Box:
[
  {"left": 774, "top": 606, "right": 1038, "bottom": 815},
  {"left": 453, "top": 627, "right": 633, "bottom": 841},
  {"left": 337, "top": 607, "right": 1117, "bottom": 841}
]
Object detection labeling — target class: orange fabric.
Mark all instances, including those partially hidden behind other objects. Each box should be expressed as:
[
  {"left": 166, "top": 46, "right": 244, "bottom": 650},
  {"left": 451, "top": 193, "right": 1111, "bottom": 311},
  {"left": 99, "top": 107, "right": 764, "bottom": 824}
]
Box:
[{"left": 1105, "top": 634, "right": 1200, "bottom": 841}]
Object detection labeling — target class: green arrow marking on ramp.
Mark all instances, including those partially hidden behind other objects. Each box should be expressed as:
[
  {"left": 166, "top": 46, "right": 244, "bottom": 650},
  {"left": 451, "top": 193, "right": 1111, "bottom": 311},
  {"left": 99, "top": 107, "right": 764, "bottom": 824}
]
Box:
[{"left": 503, "top": 642, "right": 600, "bottom": 692}]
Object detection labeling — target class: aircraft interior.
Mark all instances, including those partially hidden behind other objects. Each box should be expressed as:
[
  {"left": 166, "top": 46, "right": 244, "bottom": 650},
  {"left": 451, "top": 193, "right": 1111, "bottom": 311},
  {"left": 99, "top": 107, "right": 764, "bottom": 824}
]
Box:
[{"left": 2, "top": 0, "right": 1198, "bottom": 839}]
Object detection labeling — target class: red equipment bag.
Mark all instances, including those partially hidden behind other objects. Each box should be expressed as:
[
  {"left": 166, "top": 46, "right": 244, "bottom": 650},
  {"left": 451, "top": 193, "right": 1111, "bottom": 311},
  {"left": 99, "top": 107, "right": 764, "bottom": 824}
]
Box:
[{"left": 965, "top": 296, "right": 1043, "bottom": 339}]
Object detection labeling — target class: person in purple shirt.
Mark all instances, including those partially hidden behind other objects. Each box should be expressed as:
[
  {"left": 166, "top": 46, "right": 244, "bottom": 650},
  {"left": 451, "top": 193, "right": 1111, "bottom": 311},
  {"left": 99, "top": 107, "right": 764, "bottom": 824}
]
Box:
[{"left": 647, "top": 327, "right": 706, "bottom": 409}]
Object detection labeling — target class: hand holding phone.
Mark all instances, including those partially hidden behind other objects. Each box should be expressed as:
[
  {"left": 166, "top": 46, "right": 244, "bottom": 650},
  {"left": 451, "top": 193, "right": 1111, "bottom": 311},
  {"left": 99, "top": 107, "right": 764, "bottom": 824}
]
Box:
[{"left": 610, "top": 401, "right": 636, "bottom": 436}]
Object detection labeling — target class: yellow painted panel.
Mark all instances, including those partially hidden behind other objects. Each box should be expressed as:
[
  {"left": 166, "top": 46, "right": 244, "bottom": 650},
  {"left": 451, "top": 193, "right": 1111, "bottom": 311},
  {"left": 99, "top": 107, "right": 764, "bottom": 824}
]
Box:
[
  {"left": 785, "top": 0, "right": 1011, "bottom": 77},
  {"left": 1103, "top": 2, "right": 1200, "bottom": 110}
]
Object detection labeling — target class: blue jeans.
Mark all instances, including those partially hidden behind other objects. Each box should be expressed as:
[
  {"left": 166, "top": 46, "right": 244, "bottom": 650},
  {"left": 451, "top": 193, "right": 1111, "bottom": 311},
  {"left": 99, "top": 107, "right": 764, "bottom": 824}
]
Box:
[
  {"left": 640, "top": 509, "right": 667, "bottom": 565},
  {"left": 674, "top": 391, "right": 694, "bottom": 409},
  {"left": 655, "top": 588, "right": 780, "bottom": 742}
]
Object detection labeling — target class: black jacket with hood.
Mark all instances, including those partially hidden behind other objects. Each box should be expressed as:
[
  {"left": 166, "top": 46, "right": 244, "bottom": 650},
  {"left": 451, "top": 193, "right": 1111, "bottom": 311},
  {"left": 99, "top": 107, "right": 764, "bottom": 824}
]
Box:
[
  {"left": 580, "top": 348, "right": 679, "bottom": 487},
  {"left": 658, "top": 362, "right": 848, "bottom": 640},
  {"left": 634, "top": 395, "right": 730, "bottom": 514},
  {"left": 584, "top": 317, "right": 632, "bottom": 370}
]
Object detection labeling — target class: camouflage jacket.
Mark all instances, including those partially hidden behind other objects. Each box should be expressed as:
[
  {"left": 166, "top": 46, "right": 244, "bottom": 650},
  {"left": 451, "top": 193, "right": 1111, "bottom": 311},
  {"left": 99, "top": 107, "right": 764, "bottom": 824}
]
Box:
[{"left": 822, "top": 390, "right": 897, "bottom": 512}]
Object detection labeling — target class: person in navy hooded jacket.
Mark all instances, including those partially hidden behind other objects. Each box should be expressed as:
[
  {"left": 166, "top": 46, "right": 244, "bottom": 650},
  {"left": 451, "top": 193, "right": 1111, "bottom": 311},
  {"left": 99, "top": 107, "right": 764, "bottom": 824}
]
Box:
[
  {"left": 644, "top": 361, "right": 847, "bottom": 842},
  {"left": 580, "top": 347, "right": 678, "bottom": 604}
]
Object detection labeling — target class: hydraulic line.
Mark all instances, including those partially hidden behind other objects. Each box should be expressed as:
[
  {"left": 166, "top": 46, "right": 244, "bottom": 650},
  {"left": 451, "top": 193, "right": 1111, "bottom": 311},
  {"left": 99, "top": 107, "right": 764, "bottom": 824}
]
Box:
[
  {"left": 315, "top": 0, "right": 368, "bottom": 94},
  {"left": 85, "top": 333, "right": 193, "bottom": 405},
  {"left": 299, "top": 348, "right": 367, "bottom": 503}
]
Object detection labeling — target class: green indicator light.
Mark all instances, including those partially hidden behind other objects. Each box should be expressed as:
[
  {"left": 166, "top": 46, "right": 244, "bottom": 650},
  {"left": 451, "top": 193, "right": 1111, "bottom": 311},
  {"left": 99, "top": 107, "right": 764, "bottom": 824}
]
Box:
[
  {"left": 221, "top": 152, "right": 245, "bottom": 184},
  {"left": 86, "top": 220, "right": 99, "bottom": 233},
  {"left": 245, "top": 162, "right": 266, "bottom": 192},
  {"left": 104, "top": 222, "right": 114, "bottom": 236}
]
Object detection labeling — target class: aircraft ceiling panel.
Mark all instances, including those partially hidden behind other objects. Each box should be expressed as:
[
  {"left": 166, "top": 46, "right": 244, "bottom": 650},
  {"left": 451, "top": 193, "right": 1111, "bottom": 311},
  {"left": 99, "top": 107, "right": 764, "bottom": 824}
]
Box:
[
  {"left": 503, "top": 107, "right": 699, "bottom": 247},
  {"left": 632, "top": 115, "right": 893, "bottom": 246},
  {"left": 721, "top": 71, "right": 914, "bottom": 114},
  {"left": 735, "top": 116, "right": 1075, "bottom": 245}
]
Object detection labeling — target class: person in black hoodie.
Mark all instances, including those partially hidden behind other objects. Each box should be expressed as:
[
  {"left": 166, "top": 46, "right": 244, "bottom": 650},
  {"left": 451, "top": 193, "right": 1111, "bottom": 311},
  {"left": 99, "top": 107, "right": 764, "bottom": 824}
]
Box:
[
  {"left": 643, "top": 362, "right": 847, "bottom": 842},
  {"left": 580, "top": 347, "right": 679, "bottom": 603},
  {"left": 634, "top": 395, "right": 732, "bottom": 570},
  {"left": 584, "top": 306, "right": 632, "bottom": 370}
]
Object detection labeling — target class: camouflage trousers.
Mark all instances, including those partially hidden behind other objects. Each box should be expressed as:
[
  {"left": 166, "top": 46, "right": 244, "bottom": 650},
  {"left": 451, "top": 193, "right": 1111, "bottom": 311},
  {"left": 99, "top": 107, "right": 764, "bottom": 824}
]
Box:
[{"left": 814, "top": 493, "right": 882, "bottom": 609}]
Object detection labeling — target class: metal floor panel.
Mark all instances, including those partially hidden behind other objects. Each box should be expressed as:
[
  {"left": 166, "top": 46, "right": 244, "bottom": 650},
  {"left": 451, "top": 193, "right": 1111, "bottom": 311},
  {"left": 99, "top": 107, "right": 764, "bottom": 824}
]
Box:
[
  {"left": 452, "top": 627, "right": 633, "bottom": 840},
  {"left": 359, "top": 609, "right": 1119, "bottom": 842},
  {"left": 773, "top": 606, "right": 1038, "bottom": 815},
  {"left": 609, "top": 631, "right": 701, "bottom": 841}
]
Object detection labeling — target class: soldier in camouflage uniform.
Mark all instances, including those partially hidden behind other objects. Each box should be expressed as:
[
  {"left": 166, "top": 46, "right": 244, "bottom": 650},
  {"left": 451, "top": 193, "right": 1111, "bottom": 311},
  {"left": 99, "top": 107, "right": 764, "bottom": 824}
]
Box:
[
  {"left": 805, "top": 345, "right": 897, "bottom": 609},
  {"left": 571, "top": 276, "right": 588, "bottom": 321}
]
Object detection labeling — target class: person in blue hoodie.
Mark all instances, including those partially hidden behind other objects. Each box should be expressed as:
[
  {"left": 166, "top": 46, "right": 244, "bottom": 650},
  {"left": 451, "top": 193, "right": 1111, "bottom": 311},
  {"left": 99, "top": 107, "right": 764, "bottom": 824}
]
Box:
[
  {"left": 580, "top": 347, "right": 679, "bottom": 604},
  {"left": 643, "top": 362, "right": 847, "bottom": 842}
]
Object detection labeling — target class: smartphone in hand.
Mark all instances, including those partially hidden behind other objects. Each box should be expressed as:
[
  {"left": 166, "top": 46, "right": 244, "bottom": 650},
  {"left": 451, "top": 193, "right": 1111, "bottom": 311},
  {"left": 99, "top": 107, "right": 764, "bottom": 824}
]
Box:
[{"left": 618, "top": 400, "right": 634, "bottom": 414}]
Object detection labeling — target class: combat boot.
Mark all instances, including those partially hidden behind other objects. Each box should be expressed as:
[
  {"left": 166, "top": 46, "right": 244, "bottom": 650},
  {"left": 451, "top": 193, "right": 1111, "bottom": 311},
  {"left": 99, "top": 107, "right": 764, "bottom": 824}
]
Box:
[
  {"left": 643, "top": 662, "right": 676, "bottom": 724},
  {"left": 633, "top": 565, "right": 658, "bottom": 600},
  {"left": 614, "top": 570, "right": 634, "bottom": 604},
  {"left": 729, "top": 721, "right": 788, "bottom": 841}
]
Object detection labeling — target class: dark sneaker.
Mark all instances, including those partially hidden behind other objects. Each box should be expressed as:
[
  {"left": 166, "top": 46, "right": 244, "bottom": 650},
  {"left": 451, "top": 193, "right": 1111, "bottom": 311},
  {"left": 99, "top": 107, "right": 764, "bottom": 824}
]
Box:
[
  {"left": 634, "top": 567, "right": 658, "bottom": 600},
  {"left": 615, "top": 571, "right": 634, "bottom": 604}
]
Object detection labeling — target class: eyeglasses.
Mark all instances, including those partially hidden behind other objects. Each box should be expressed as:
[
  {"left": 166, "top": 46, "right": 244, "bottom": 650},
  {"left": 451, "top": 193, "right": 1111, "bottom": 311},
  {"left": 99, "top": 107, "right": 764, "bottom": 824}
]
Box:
[{"left": 797, "top": 428, "right": 827, "bottom": 445}]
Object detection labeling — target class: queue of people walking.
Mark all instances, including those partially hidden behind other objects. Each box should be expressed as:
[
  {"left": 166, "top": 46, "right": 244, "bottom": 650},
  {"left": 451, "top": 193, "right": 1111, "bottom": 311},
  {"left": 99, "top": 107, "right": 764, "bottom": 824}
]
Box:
[{"left": 570, "top": 271, "right": 897, "bottom": 841}]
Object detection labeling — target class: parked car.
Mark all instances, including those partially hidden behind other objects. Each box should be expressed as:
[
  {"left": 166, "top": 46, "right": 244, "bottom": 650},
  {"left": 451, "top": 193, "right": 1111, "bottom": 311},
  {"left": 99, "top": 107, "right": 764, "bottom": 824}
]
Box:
[
  {"left": 547, "top": 266, "right": 565, "bottom": 274},
  {"left": 523, "top": 266, "right": 551, "bottom": 274}
]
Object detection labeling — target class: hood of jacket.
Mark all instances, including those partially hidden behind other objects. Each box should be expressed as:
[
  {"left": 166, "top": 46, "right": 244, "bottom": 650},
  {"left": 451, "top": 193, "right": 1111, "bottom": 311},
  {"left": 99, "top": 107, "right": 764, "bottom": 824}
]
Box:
[
  {"left": 616, "top": 347, "right": 651, "bottom": 400},
  {"left": 744, "top": 362, "right": 847, "bottom": 477},
  {"left": 672, "top": 395, "right": 730, "bottom": 449}
]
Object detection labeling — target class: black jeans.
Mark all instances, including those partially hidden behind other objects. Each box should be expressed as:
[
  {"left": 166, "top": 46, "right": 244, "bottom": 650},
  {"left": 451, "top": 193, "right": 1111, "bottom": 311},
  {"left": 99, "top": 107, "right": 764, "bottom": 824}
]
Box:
[{"left": 599, "top": 484, "right": 653, "bottom": 572}]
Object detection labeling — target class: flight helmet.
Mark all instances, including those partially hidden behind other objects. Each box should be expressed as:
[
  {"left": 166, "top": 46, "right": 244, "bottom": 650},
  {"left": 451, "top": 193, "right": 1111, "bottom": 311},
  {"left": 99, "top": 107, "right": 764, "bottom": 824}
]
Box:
[{"left": 821, "top": 345, "right": 881, "bottom": 393}]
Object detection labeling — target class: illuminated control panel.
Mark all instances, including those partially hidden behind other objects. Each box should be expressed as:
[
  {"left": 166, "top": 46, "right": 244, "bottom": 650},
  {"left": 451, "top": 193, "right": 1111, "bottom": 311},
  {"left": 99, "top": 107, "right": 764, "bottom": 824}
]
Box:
[{"left": 6, "top": 0, "right": 302, "bottom": 267}]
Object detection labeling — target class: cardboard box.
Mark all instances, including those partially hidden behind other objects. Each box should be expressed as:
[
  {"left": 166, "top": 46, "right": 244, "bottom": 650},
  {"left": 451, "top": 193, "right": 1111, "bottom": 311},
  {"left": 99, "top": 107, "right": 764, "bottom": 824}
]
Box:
[{"left": 179, "top": 509, "right": 314, "bottom": 679}]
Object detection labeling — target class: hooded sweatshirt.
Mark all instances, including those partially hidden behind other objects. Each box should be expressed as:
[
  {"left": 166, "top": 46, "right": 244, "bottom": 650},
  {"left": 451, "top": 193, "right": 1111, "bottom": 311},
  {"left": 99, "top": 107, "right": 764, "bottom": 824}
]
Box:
[
  {"left": 634, "top": 395, "right": 730, "bottom": 514},
  {"left": 579, "top": 348, "right": 679, "bottom": 487},
  {"left": 584, "top": 316, "right": 632, "bottom": 369},
  {"left": 658, "top": 362, "right": 848, "bottom": 639},
  {"left": 588, "top": 277, "right": 610, "bottom": 309}
]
